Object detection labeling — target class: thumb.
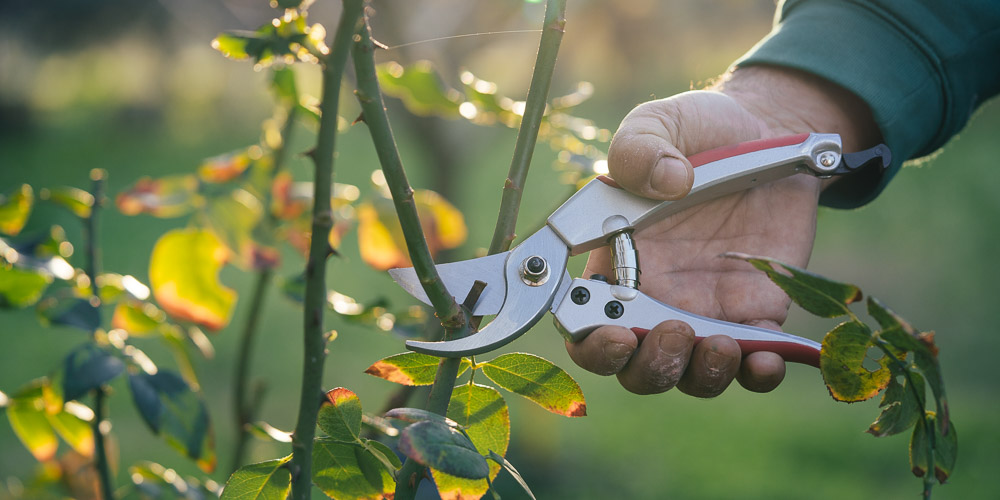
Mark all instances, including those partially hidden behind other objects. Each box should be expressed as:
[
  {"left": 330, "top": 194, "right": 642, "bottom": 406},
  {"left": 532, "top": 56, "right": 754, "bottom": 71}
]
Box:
[
  {"left": 607, "top": 91, "right": 766, "bottom": 201},
  {"left": 607, "top": 99, "right": 693, "bottom": 201}
]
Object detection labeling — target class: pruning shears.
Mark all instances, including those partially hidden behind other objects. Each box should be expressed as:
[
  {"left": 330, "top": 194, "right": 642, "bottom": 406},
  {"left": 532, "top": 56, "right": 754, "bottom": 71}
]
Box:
[{"left": 389, "top": 133, "right": 890, "bottom": 367}]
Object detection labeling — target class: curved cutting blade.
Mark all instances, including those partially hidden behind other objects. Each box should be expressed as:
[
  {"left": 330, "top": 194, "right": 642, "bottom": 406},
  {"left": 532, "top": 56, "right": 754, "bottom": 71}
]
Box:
[
  {"left": 388, "top": 251, "right": 509, "bottom": 316},
  {"left": 405, "top": 226, "right": 570, "bottom": 357}
]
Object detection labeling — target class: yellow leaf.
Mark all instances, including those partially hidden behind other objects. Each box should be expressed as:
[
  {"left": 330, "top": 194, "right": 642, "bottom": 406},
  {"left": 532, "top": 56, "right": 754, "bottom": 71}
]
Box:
[
  {"left": 358, "top": 202, "right": 408, "bottom": 271},
  {"left": 0, "top": 184, "right": 33, "bottom": 235},
  {"left": 415, "top": 190, "right": 467, "bottom": 250},
  {"left": 149, "top": 229, "right": 236, "bottom": 331}
]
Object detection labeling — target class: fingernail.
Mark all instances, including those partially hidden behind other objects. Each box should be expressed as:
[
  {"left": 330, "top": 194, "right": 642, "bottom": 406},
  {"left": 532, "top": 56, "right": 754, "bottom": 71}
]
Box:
[
  {"left": 650, "top": 158, "right": 690, "bottom": 198},
  {"left": 657, "top": 331, "right": 690, "bottom": 356},
  {"left": 703, "top": 349, "right": 733, "bottom": 372},
  {"left": 602, "top": 341, "right": 633, "bottom": 365}
]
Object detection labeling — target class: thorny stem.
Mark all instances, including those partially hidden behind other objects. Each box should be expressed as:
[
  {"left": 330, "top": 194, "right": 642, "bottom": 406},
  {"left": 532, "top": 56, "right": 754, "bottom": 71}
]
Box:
[
  {"left": 363, "top": 1, "right": 567, "bottom": 498},
  {"left": 488, "top": 0, "right": 567, "bottom": 255},
  {"left": 351, "top": 22, "right": 465, "bottom": 330},
  {"left": 350, "top": 7, "right": 473, "bottom": 498},
  {"left": 85, "top": 169, "right": 115, "bottom": 500},
  {"left": 288, "top": 2, "right": 364, "bottom": 499},
  {"left": 231, "top": 106, "right": 298, "bottom": 472}
]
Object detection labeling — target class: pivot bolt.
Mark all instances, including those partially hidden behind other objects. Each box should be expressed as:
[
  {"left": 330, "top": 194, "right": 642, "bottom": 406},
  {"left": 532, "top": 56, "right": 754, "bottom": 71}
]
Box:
[
  {"left": 818, "top": 151, "right": 838, "bottom": 168},
  {"left": 520, "top": 255, "right": 549, "bottom": 285},
  {"left": 604, "top": 300, "right": 624, "bottom": 319},
  {"left": 570, "top": 287, "right": 590, "bottom": 305}
]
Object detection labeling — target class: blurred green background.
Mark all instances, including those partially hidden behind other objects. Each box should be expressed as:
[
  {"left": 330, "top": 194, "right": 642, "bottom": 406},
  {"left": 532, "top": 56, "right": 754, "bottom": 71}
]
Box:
[{"left": 1, "top": 0, "right": 997, "bottom": 498}]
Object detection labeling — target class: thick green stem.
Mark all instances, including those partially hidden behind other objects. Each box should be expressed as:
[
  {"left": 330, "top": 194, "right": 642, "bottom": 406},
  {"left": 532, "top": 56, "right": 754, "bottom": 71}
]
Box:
[
  {"left": 355, "top": 1, "right": 566, "bottom": 498},
  {"left": 84, "top": 169, "right": 115, "bottom": 500},
  {"left": 488, "top": 0, "right": 567, "bottom": 254},
  {"left": 231, "top": 105, "right": 297, "bottom": 472},
  {"left": 288, "top": 2, "right": 364, "bottom": 499},
  {"left": 351, "top": 19, "right": 465, "bottom": 330}
]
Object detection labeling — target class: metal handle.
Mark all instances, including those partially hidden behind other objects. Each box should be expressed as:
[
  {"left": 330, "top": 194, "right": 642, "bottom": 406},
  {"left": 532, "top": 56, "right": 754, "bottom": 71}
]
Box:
[
  {"left": 552, "top": 278, "right": 821, "bottom": 367},
  {"left": 546, "top": 133, "right": 843, "bottom": 254}
]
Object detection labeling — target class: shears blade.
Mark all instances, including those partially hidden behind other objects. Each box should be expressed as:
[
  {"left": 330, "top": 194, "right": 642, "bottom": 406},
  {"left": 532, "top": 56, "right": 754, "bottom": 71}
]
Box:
[{"left": 387, "top": 251, "right": 509, "bottom": 316}]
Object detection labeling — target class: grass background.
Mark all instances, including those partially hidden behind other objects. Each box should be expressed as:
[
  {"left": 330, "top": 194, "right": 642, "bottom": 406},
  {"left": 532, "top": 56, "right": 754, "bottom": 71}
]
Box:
[{"left": 1, "top": 1, "right": 998, "bottom": 498}]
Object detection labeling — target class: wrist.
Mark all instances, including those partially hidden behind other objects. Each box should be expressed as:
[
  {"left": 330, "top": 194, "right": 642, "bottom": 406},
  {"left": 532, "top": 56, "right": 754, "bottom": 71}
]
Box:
[{"left": 713, "top": 65, "right": 881, "bottom": 153}]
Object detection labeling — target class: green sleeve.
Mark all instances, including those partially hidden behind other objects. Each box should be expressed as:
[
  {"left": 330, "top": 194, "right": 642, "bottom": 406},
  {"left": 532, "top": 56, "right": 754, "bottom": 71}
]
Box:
[{"left": 735, "top": 0, "right": 1000, "bottom": 208}]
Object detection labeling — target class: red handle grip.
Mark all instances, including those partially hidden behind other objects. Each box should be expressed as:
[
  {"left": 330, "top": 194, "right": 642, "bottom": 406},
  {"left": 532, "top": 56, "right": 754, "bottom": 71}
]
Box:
[{"left": 630, "top": 328, "right": 821, "bottom": 368}]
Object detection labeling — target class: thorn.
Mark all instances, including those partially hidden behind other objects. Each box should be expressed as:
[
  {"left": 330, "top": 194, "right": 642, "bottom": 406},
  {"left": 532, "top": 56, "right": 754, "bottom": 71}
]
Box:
[
  {"left": 352, "top": 112, "right": 365, "bottom": 125},
  {"left": 303, "top": 148, "right": 317, "bottom": 161}
]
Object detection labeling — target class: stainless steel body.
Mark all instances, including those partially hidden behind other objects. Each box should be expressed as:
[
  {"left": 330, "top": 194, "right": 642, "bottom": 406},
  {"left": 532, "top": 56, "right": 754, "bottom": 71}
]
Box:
[{"left": 389, "top": 133, "right": 889, "bottom": 359}]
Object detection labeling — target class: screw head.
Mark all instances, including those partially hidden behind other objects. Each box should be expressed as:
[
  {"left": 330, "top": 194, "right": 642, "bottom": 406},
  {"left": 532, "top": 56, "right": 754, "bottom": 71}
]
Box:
[
  {"left": 604, "top": 300, "right": 624, "bottom": 319},
  {"left": 818, "top": 151, "right": 838, "bottom": 168},
  {"left": 570, "top": 286, "right": 590, "bottom": 305},
  {"left": 525, "top": 256, "right": 546, "bottom": 275}
]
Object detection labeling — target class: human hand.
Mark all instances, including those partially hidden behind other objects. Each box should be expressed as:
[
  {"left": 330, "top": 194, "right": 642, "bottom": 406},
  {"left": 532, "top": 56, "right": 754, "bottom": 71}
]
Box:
[{"left": 565, "top": 66, "right": 880, "bottom": 397}]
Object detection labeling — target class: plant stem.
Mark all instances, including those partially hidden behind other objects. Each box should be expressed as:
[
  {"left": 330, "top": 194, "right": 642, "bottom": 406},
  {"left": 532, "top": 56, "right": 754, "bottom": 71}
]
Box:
[
  {"left": 350, "top": 21, "right": 465, "bottom": 331},
  {"left": 231, "top": 105, "right": 298, "bottom": 472},
  {"left": 231, "top": 268, "right": 273, "bottom": 469},
  {"left": 488, "top": 0, "right": 567, "bottom": 254},
  {"left": 85, "top": 168, "right": 115, "bottom": 500},
  {"left": 356, "top": 1, "right": 566, "bottom": 497},
  {"left": 288, "top": 2, "right": 363, "bottom": 499}
]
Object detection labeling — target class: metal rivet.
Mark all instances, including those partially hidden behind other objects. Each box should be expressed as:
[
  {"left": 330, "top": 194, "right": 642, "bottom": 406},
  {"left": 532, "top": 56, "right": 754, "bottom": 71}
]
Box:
[
  {"left": 604, "top": 300, "right": 624, "bottom": 319},
  {"left": 525, "top": 256, "right": 545, "bottom": 275},
  {"left": 571, "top": 287, "right": 590, "bottom": 305},
  {"left": 818, "top": 151, "right": 837, "bottom": 167}
]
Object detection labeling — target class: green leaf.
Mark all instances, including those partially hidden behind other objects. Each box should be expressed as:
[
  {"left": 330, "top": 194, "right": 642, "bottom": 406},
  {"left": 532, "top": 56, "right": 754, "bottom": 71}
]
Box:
[
  {"left": 725, "top": 253, "right": 862, "bottom": 318},
  {"left": 365, "top": 352, "right": 471, "bottom": 386},
  {"left": 820, "top": 321, "right": 891, "bottom": 402},
  {"left": 376, "top": 61, "right": 462, "bottom": 118},
  {"left": 39, "top": 186, "right": 94, "bottom": 218},
  {"left": 384, "top": 407, "right": 461, "bottom": 429},
  {"left": 96, "top": 272, "right": 151, "bottom": 303},
  {"left": 271, "top": 66, "right": 299, "bottom": 103},
  {"left": 246, "top": 421, "right": 293, "bottom": 443},
  {"left": 399, "top": 420, "right": 489, "bottom": 480},
  {"left": 910, "top": 413, "right": 958, "bottom": 483},
  {"left": 318, "top": 388, "right": 363, "bottom": 442},
  {"left": 221, "top": 455, "right": 292, "bottom": 500},
  {"left": 869, "top": 297, "right": 950, "bottom": 433},
  {"left": 312, "top": 438, "right": 395, "bottom": 499},
  {"left": 130, "top": 461, "right": 222, "bottom": 499},
  {"left": 47, "top": 401, "right": 95, "bottom": 458},
  {"left": 37, "top": 297, "right": 101, "bottom": 332},
  {"left": 867, "top": 368, "right": 924, "bottom": 437},
  {"left": 6, "top": 382, "right": 58, "bottom": 461},
  {"left": 432, "top": 384, "right": 510, "bottom": 498},
  {"left": 481, "top": 353, "right": 587, "bottom": 417},
  {"left": 111, "top": 300, "right": 166, "bottom": 335},
  {"left": 488, "top": 451, "right": 536, "bottom": 500},
  {"left": 150, "top": 228, "right": 237, "bottom": 331},
  {"left": 0, "top": 184, "right": 33, "bottom": 235},
  {"left": 0, "top": 266, "right": 51, "bottom": 308},
  {"left": 62, "top": 343, "right": 126, "bottom": 401},
  {"left": 211, "top": 10, "right": 325, "bottom": 68},
  {"left": 203, "top": 189, "right": 275, "bottom": 270},
  {"left": 116, "top": 175, "right": 199, "bottom": 218},
  {"left": 128, "top": 370, "right": 217, "bottom": 472},
  {"left": 365, "top": 438, "right": 402, "bottom": 473}
]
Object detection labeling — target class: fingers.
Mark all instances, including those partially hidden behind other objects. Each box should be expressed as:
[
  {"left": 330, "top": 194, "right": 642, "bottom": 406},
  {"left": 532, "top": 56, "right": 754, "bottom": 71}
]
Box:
[
  {"left": 608, "top": 100, "right": 694, "bottom": 200},
  {"left": 737, "top": 351, "right": 786, "bottom": 393},
  {"left": 615, "top": 320, "right": 695, "bottom": 394},
  {"left": 565, "top": 325, "right": 638, "bottom": 376},
  {"left": 676, "top": 335, "right": 741, "bottom": 398}
]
